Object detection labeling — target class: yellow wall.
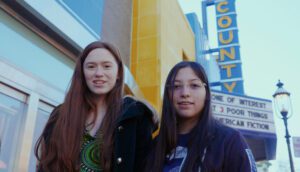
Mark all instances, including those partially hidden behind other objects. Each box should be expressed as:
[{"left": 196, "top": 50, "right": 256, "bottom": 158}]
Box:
[{"left": 131, "top": 0, "right": 195, "bottom": 111}]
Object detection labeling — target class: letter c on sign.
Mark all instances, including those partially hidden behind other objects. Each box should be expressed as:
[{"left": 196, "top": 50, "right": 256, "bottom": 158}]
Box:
[{"left": 217, "top": 1, "right": 229, "bottom": 13}]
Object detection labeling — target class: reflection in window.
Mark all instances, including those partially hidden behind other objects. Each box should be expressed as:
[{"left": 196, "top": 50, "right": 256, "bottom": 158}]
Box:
[
  {"left": 0, "top": 93, "right": 27, "bottom": 171},
  {"left": 28, "top": 103, "right": 53, "bottom": 172}
]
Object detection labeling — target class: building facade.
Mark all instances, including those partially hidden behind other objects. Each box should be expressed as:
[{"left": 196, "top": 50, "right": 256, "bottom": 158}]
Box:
[
  {"left": 0, "top": 0, "right": 277, "bottom": 171},
  {"left": 0, "top": 0, "right": 137, "bottom": 171}
]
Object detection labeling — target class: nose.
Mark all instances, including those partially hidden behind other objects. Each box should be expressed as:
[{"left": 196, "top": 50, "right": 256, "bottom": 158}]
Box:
[
  {"left": 94, "top": 67, "right": 104, "bottom": 77},
  {"left": 180, "top": 85, "right": 190, "bottom": 98}
]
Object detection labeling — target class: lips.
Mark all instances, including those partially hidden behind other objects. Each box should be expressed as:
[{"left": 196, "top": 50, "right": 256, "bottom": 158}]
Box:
[
  {"left": 177, "top": 101, "right": 194, "bottom": 109},
  {"left": 178, "top": 101, "right": 193, "bottom": 105},
  {"left": 92, "top": 80, "right": 106, "bottom": 86}
]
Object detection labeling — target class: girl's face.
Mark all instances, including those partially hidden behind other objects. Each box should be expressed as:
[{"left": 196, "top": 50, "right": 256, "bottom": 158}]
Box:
[
  {"left": 83, "top": 48, "right": 119, "bottom": 97},
  {"left": 172, "top": 67, "right": 206, "bottom": 121}
]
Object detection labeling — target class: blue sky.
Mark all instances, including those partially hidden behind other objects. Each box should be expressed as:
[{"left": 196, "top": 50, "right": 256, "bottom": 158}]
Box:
[{"left": 178, "top": 0, "right": 300, "bottom": 171}]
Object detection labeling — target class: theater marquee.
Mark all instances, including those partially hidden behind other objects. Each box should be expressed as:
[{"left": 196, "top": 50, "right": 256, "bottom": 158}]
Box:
[{"left": 211, "top": 90, "right": 276, "bottom": 134}]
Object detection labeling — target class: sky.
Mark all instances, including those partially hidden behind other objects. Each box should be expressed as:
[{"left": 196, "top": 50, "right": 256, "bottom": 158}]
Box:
[{"left": 178, "top": 0, "right": 300, "bottom": 171}]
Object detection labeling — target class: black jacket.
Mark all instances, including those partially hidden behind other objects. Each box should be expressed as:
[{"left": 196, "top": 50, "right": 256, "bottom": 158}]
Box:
[
  {"left": 200, "top": 123, "right": 257, "bottom": 172},
  {"left": 113, "top": 96, "right": 156, "bottom": 172},
  {"left": 163, "top": 122, "right": 256, "bottom": 172}
]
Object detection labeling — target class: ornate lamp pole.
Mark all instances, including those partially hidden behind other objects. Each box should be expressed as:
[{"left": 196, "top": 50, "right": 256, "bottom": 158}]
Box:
[{"left": 273, "top": 80, "right": 295, "bottom": 172}]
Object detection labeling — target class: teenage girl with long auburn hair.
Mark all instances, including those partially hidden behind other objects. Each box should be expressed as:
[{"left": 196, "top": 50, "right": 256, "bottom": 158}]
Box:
[
  {"left": 35, "top": 41, "right": 156, "bottom": 172},
  {"left": 145, "top": 61, "right": 257, "bottom": 172}
]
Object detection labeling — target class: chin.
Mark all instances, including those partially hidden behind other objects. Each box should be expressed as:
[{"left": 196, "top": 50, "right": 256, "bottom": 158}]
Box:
[
  {"left": 177, "top": 110, "right": 199, "bottom": 119},
  {"left": 178, "top": 112, "right": 195, "bottom": 118},
  {"left": 90, "top": 89, "right": 110, "bottom": 95},
  {"left": 179, "top": 115, "right": 195, "bottom": 119}
]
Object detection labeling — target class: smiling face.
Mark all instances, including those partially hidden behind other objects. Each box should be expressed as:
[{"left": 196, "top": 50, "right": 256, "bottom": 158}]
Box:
[
  {"left": 83, "top": 48, "right": 119, "bottom": 98},
  {"left": 172, "top": 67, "right": 207, "bottom": 121}
]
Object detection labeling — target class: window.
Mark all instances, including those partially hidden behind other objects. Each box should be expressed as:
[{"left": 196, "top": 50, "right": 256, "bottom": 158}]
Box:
[
  {"left": 0, "top": 83, "right": 27, "bottom": 171},
  {"left": 28, "top": 101, "right": 54, "bottom": 172}
]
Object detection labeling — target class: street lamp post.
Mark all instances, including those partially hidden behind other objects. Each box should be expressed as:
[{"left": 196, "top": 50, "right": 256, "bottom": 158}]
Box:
[{"left": 273, "top": 80, "right": 295, "bottom": 172}]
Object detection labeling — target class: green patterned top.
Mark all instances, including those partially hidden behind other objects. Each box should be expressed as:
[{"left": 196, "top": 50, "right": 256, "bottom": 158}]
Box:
[{"left": 80, "top": 131, "right": 103, "bottom": 172}]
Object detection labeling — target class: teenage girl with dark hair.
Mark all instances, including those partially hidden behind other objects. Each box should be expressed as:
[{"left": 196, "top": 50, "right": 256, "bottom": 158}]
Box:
[
  {"left": 146, "top": 61, "right": 257, "bottom": 172},
  {"left": 35, "top": 41, "right": 156, "bottom": 172}
]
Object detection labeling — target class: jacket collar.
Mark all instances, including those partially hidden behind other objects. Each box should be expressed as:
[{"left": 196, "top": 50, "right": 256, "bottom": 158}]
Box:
[{"left": 116, "top": 97, "right": 141, "bottom": 123}]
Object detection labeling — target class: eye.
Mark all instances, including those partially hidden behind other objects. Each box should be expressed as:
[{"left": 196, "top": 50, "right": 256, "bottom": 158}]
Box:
[
  {"left": 86, "top": 64, "right": 96, "bottom": 69},
  {"left": 190, "top": 84, "right": 201, "bottom": 89},
  {"left": 102, "top": 62, "right": 112, "bottom": 69},
  {"left": 173, "top": 84, "right": 182, "bottom": 89},
  {"left": 104, "top": 65, "right": 111, "bottom": 69}
]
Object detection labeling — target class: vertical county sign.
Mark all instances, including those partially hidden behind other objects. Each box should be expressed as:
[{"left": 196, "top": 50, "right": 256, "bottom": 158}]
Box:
[
  {"left": 212, "top": 91, "right": 276, "bottom": 134},
  {"left": 215, "top": 0, "right": 244, "bottom": 94}
]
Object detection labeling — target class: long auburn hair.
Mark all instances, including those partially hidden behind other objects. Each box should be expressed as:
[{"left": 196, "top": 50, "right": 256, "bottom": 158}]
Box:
[
  {"left": 35, "top": 41, "right": 124, "bottom": 171},
  {"left": 146, "top": 61, "right": 217, "bottom": 172}
]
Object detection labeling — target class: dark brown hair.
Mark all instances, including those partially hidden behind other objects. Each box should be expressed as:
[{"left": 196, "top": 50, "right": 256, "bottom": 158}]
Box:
[
  {"left": 146, "top": 61, "right": 216, "bottom": 172},
  {"left": 35, "top": 41, "right": 124, "bottom": 171}
]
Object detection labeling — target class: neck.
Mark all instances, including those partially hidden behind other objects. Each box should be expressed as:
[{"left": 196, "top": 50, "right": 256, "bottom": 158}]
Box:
[
  {"left": 178, "top": 117, "right": 199, "bottom": 134},
  {"left": 94, "top": 95, "right": 107, "bottom": 119},
  {"left": 85, "top": 95, "right": 107, "bottom": 134},
  {"left": 91, "top": 94, "right": 106, "bottom": 107}
]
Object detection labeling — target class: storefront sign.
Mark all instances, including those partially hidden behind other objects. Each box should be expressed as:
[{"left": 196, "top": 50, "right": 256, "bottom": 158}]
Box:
[{"left": 212, "top": 91, "right": 276, "bottom": 134}]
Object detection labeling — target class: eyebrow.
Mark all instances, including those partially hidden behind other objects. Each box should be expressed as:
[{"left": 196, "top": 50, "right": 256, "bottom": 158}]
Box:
[
  {"left": 85, "top": 61, "right": 113, "bottom": 65},
  {"left": 174, "top": 79, "right": 202, "bottom": 82},
  {"left": 101, "top": 61, "right": 113, "bottom": 65}
]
